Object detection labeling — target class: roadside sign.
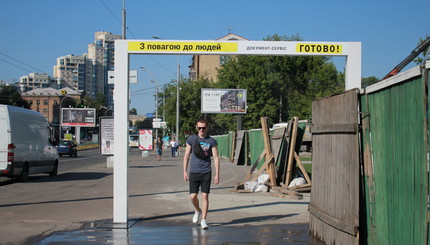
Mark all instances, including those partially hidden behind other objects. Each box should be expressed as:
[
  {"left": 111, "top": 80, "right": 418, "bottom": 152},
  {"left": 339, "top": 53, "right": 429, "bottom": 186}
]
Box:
[
  {"left": 139, "top": 129, "right": 153, "bottom": 150},
  {"left": 108, "top": 70, "right": 138, "bottom": 84},
  {"left": 100, "top": 116, "right": 114, "bottom": 155}
]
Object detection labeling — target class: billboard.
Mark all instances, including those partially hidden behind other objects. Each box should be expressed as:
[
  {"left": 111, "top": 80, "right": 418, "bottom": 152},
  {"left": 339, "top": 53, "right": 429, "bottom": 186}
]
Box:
[
  {"left": 100, "top": 116, "right": 114, "bottom": 155},
  {"left": 139, "top": 129, "right": 153, "bottom": 150},
  {"left": 61, "top": 108, "right": 96, "bottom": 127},
  {"left": 201, "top": 89, "right": 247, "bottom": 114}
]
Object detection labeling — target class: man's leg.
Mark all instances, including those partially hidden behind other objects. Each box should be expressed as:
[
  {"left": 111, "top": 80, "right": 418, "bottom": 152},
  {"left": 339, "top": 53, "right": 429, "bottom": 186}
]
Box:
[
  {"left": 201, "top": 193, "right": 209, "bottom": 220},
  {"left": 190, "top": 193, "right": 201, "bottom": 212}
]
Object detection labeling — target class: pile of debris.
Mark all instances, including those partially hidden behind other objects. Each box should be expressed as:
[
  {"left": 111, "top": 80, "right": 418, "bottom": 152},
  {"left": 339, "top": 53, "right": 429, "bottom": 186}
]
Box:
[{"left": 233, "top": 117, "right": 311, "bottom": 199}]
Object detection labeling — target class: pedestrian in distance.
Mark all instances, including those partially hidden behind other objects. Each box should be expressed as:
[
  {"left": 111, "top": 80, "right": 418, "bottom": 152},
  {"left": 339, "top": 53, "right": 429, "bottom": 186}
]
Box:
[
  {"left": 170, "top": 137, "right": 178, "bottom": 157},
  {"left": 155, "top": 136, "right": 163, "bottom": 161},
  {"left": 183, "top": 118, "right": 220, "bottom": 229}
]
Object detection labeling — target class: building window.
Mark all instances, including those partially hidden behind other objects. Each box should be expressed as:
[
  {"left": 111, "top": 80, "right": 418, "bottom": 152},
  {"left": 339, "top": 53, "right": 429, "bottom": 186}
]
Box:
[
  {"left": 43, "top": 100, "right": 48, "bottom": 105},
  {"left": 54, "top": 100, "right": 58, "bottom": 105},
  {"left": 43, "top": 109, "right": 48, "bottom": 114}
]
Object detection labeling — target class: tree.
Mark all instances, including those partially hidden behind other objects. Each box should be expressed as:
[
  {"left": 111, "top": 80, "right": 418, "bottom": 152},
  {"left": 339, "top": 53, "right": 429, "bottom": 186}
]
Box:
[
  {"left": 161, "top": 78, "right": 222, "bottom": 142},
  {"left": 130, "top": 108, "right": 137, "bottom": 115},
  {"left": 413, "top": 34, "right": 430, "bottom": 65},
  {"left": 362, "top": 76, "right": 379, "bottom": 88},
  {"left": 215, "top": 34, "right": 342, "bottom": 130},
  {"left": 0, "top": 85, "right": 30, "bottom": 108}
]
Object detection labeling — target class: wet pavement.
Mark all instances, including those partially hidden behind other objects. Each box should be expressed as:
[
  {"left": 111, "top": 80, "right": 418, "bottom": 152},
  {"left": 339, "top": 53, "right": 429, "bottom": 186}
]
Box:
[
  {"left": 35, "top": 219, "right": 316, "bottom": 244},
  {"left": 1, "top": 148, "right": 321, "bottom": 244}
]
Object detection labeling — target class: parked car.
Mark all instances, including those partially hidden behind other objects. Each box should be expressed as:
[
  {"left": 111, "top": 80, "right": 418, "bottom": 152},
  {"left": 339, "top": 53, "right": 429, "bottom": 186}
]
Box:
[
  {"left": 56, "top": 140, "right": 78, "bottom": 157},
  {"left": 0, "top": 105, "right": 59, "bottom": 181}
]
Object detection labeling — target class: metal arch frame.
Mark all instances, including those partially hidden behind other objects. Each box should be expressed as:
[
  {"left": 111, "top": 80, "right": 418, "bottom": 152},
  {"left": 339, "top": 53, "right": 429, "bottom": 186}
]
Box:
[{"left": 113, "top": 39, "right": 362, "bottom": 223}]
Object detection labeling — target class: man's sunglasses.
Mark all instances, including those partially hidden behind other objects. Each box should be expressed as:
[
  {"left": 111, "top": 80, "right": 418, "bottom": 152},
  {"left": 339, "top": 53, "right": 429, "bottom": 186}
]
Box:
[{"left": 197, "top": 127, "right": 206, "bottom": 131}]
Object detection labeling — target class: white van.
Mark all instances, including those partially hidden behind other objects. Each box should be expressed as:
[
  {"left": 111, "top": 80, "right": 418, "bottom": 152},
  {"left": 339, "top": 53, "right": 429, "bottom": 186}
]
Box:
[{"left": 0, "top": 105, "right": 59, "bottom": 181}]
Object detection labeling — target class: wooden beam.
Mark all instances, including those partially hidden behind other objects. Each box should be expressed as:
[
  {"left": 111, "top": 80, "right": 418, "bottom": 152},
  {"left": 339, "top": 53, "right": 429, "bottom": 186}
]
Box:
[
  {"left": 294, "top": 152, "right": 312, "bottom": 185},
  {"left": 261, "top": 117, "right": 276, "bottom": 186},
  {"left": 284, "top": 117, "right": 298, "bottom": 186}
]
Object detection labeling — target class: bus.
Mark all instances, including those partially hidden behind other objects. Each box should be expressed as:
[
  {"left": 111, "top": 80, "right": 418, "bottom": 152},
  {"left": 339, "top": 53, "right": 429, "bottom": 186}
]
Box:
[{"left": 129, "top": 134, "right": 139, "bottom": 148}]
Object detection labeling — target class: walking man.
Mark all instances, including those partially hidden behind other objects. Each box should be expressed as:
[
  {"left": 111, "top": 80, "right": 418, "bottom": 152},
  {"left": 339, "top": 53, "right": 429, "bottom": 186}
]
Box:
[
  {"left": 170, "top": 137, "right": 178, "bottom": 157},
  {"left": 183, "top": 118, "right": 220, "bottom": 229},
  {"left": 155, "top": 136, "right": 163, "bottom": 161}
]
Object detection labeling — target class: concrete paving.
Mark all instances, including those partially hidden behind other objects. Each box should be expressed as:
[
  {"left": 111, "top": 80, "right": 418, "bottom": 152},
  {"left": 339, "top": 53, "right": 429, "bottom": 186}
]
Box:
[{"left": 1, "top": 149, "right": 320, "bottom": 244}]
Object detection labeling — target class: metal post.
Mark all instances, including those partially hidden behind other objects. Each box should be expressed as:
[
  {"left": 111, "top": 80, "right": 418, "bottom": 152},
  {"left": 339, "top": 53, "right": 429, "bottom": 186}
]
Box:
[
  {"left": 176, "top": 64, "right": 180, "bottom": 143},
  {"left": 122, "top": 0, "right": 126, "bottom": 39},
  {"left": 155, "top": 82, "right": 158, "bottom": 140}
]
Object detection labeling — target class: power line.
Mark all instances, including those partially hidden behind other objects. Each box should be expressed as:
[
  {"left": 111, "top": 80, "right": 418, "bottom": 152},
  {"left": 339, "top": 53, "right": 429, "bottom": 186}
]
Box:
[
  {"left": 99, "top": 0, "right": 136, "bottom": 39},
  {"left": 0, "top": 58, "right": 33, "bottom": 73},
  {"left": 0, "top": 52, "right": 45, "bottom": 73}
]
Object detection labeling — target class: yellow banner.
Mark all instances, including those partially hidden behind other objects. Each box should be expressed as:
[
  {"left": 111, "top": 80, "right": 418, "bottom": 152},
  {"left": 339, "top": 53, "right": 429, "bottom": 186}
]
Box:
[
  {"left": 296, "top": 43, "right": 343, "bottom": 54},
  {"left": 128, "top": 41, "right": 238, "bottom": 53}
]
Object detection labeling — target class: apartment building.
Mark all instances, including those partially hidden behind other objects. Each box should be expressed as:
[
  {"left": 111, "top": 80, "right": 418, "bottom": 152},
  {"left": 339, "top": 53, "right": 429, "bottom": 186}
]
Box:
[
  {"left": 19, "top": 73, "right": 52, "bottom": 92},
  {"left": 53, "top": 54, "right": 88, "bottom": 92},
  {"left": 87, "top": 31, "right": 121, "bottom": 108}
]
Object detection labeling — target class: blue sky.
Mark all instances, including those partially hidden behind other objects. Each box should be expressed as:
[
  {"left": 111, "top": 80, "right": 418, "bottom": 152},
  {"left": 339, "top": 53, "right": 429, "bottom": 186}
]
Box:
[{"left": 1, "top": 0, "right": 429, "bottom": 115}]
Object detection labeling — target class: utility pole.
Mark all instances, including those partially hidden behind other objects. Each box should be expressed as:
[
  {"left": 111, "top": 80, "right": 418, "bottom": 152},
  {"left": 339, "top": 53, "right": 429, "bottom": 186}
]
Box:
[
  {"left": 176, "top": 64, "right": 180, "bottom": 143},
  {"left": 122, "top": 0, "right": 126, "bottom": 39}
]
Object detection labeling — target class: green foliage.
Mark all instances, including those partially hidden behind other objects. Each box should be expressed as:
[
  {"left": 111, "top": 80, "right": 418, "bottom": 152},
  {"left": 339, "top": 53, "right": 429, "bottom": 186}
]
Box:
[
  {"left": 160, "top": 34, "right": 354, "bottom": 137},
  {"left": 130, "top": 108, "right": 137, "bottom": 115},
  {"left": 414, "top": 34, "right": 430, "bottom": 65},
  {"left": 362, "top": 76, "right": 380, "bottom": 88},
  {"left": 77, "top": 94, "right": 106, "bottom": 109},
  {"left": 0, "top": 85, "right": 30, "bottom": 108},
  {"left": 135, "top": 118, "right": 153, "bottom": 130},
  {"left": 214, "top": 34, "right": 342, "bottom": 130}
]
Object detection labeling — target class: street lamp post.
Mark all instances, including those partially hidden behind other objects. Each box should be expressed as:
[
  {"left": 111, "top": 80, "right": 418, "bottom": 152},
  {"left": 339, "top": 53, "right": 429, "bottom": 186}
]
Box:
[
  {"left": 151, "top": 80, "right": 159, "bottom": 140},
  {"left": 176, "top": 64, "right": 180, "bottom": 144}
]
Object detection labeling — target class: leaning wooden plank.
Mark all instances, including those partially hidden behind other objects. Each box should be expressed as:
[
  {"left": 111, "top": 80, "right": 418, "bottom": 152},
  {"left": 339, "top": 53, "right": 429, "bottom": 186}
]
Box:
[
  {"left": 239, "top": 150, "right": 266, "bottom": 184},
  {"left": 271, "top": 127, "right": 286, "bottom": 167},
  {"left": 230, "top": 131, "right": 236, "bottom": 163},
  {"left": 293, "top": 152, "right": 312, "bottom": 185},
  {"left": 249, "top": 154, "right": 275, "bottom": 182},
  {"left": 279, "top": 119, "right": 293, "bottom": 183},
  {"left": 284, "top": 117, "right": 299, "bottom": 186},
  {"left": 233, "top": 130, "right": 245, "bottom": 165},
  {"left": 261, "top": 117, "right": 277, "bottom": 186}
]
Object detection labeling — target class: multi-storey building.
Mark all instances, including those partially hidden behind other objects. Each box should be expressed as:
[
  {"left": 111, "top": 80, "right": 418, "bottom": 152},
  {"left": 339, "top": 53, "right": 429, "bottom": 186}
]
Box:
[
  {"left": 19, "top": 73, "right": 51, "bottom": 92},
  {"left": 53, "top": 54, "right": 88, "bottom": 92},
  {"left": 21, "top": 87, "right": 81, "bottom": 124},
  {"left": 189, "top": 33, "right": 248, "bottom": 82},
  {"left": 87, "top": 31, "right": 121, "bottom": 108}
]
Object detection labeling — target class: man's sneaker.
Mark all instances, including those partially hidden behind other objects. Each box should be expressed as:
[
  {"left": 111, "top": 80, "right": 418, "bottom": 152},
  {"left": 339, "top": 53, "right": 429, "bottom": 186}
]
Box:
[
  {"left": 201, "top": 219, "right": 208, "bottom": 229},
  {"left": 192, "top": 211, "right": 201, "bottom": 223}
]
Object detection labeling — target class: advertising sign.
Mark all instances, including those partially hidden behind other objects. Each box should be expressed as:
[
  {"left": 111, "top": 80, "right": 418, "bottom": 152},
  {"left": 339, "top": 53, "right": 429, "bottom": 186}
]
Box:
[
  {"left": 139, "top": 129, "right": 153, "bottom": 150},
  {"left": 201, "top": 89, "right": 247, "bottom": 114},
  {"left": 100, "top": 117, "right": 114, "bottom": 155},
  {"left": 61, "top": 108, "right": 96, "bottom": 127}
]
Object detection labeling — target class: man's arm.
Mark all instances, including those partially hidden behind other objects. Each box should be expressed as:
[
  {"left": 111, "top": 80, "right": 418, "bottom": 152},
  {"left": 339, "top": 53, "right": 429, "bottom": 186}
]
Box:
[
  {"left": 183, "top": 144, "right": 192, "bottom": 181},
  {"left": 212, "top": 146, "right": 220, "bottom": 185}
]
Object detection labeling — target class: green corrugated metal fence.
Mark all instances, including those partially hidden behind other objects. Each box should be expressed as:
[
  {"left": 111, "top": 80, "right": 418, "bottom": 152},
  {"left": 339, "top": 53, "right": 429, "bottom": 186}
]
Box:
[{"left": 361, "top": 70, "right": 428, "bottom": 244}]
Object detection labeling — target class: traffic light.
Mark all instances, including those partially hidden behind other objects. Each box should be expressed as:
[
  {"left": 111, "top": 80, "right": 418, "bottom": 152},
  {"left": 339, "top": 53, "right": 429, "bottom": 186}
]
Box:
[{"left": 79, "top": 100, "right": 85, "bottom": 108}]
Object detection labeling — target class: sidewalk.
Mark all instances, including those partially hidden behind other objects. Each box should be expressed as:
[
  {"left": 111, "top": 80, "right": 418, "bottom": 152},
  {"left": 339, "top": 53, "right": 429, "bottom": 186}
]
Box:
[{"left": 7, "top": 149, "right": 314, "bottom": 244}]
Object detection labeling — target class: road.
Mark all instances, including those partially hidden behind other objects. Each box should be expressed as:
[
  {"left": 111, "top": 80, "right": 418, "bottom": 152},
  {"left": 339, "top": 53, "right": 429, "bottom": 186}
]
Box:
[
  {"left": 0, "top": 148, "right": 108, "bottom": 186},
  {"left": 0, "top": 148, "right": 311, "bottom": 244}
]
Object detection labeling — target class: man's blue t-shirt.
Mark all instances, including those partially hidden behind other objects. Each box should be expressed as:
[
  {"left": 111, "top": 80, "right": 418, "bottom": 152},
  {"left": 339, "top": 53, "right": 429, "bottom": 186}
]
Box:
[{"left": 186, "top": 135, "right": 217, "bottom": 173}]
